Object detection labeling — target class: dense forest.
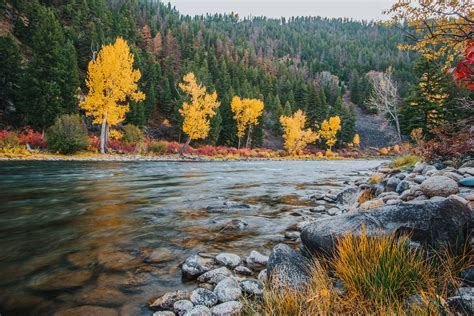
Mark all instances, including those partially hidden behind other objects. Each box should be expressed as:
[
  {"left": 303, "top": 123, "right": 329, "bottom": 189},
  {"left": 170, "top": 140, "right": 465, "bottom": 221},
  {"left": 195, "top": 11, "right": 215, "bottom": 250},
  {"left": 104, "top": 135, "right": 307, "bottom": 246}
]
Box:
[{"left": 0, "top": 0, "right": 469, "bottom": 149}]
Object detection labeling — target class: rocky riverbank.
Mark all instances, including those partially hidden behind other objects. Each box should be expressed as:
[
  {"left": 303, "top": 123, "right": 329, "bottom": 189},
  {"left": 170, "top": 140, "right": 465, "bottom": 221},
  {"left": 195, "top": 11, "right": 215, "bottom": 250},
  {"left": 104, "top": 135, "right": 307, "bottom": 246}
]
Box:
[{"left": 150, "top": 159, "right": 474, "bottom": 315}]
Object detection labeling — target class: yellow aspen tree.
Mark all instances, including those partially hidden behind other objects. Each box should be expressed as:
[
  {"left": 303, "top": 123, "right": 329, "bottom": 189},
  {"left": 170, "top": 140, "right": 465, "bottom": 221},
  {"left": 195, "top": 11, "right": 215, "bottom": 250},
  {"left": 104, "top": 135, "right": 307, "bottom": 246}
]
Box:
[
  {"left": 179, "top": 72, "right": 220, "bottom": 153},
  {"left": 319, "top": 116, "right": 341, "bottom": 150},
  {"left": 280, "top": 110, "right": 319, "bottom": 156},
  {"left": 353, "top": 133, "right": 360, "bottom": 147},
  {"left": 80, "top": 37, "right": 145, "bottom": 154},
  {"left": 230, "top": 96, "right": 264, "bottom": 148}
]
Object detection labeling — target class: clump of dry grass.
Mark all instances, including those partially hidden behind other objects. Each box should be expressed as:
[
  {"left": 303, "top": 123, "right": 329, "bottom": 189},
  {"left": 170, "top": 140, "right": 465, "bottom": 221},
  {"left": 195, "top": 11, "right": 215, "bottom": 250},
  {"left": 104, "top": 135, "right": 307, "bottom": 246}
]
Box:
[
  {"left": 390, "top": 154, "right": 422, "bottom": 169},
  {"left": 245, "top": 229, "right": 467, "bottom": 315}
]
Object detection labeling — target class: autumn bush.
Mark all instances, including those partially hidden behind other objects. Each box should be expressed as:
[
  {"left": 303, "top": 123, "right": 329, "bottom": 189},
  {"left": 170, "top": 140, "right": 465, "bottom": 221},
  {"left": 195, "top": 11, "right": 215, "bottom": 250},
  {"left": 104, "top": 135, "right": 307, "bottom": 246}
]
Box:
[
  {"left": 46, "top": 114, "right": 89, "bottom": 154},
  {"left": 0, "top": 130, "right": 29, "bottom": 156},
  {"left": 148, "top": 140, "right": 167, "bottom": 155},
  {"left": 18, "top": 128, "right": 47, "bottom": 149},
  {"left": 121, "top": 124, "right": 144, "bottom": 144}
]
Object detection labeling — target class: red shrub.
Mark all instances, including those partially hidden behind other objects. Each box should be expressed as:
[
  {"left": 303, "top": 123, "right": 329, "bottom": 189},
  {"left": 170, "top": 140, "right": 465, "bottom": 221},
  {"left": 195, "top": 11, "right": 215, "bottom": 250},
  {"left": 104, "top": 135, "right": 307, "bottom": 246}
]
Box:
[{"left": 18, "top": 129, "right": 47, "bottom": 149}]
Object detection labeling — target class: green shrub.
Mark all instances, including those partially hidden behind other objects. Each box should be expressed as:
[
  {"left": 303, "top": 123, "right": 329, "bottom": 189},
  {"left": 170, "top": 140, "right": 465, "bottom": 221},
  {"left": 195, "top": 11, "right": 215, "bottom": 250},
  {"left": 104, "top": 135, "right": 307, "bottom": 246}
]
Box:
[
  {"left": 148, "top": 141, "right": 167, "bottom": 155},
  {"left": 46, "top": 114, "right": 88, "bottom": 153},
  {"left": 121, "top": 124, "right": 144, "bottom": 144}
]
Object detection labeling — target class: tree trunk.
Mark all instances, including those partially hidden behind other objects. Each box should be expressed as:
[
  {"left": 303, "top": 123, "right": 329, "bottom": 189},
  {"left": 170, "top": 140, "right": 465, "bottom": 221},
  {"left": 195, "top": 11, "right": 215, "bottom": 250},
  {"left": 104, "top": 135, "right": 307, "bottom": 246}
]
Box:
[
  {"left": 245, "top": 125, "right": 252, "bottom": 148},
  {"left": 394, "top": 117, "right": 402, "bottom": 143},
  {"left": 238, "top": 137, "right": 241, "bottom": 149},
  {"left": 179, "top": 137, "right": 191, "bottom": 155},
  {"left": 100, "top": 114, "right": 107, "bottom": 154}
]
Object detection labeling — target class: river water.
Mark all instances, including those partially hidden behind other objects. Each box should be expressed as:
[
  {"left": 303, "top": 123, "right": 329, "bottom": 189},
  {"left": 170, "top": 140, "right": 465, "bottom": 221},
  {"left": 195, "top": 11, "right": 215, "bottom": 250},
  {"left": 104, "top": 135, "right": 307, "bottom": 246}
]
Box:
[{"left": 0, "top": 160, "right": 383, "bottom": 315}]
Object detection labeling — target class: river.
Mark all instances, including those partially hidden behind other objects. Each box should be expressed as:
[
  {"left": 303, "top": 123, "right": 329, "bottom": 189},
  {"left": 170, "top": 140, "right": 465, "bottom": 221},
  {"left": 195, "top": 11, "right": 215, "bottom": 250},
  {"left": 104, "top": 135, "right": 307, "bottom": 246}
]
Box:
[{"left": 0, "top": 160, "right": 383, "bottom": 315}]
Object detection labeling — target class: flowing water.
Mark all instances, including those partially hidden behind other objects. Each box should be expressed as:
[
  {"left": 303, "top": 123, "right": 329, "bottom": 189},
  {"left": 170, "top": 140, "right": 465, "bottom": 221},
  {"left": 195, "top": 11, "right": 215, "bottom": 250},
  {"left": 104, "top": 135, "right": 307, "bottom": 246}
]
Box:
[{"left": 0, "top": 160, "right": 383, "bottom": 315}]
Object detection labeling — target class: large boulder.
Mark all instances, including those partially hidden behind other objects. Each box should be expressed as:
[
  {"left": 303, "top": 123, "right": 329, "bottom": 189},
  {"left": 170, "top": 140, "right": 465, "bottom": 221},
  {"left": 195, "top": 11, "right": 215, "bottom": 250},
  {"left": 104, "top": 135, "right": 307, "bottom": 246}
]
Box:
[
  {"left": 420, "top": 176, "right": 459, "bottom": 197},
  {"left": 301, "top": 199, "right": 471, "bottom": 255},
  {"left": 267, "top": 244, "right": 311, "bottom": 290},
  {"left": 335, "top": 186, "right": 360, "bottom": 206}
]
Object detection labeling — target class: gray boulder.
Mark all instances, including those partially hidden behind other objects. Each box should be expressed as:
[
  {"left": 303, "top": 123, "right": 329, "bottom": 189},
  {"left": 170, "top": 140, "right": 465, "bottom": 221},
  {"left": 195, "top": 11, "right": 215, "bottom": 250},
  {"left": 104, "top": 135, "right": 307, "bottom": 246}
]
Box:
[
  {"left": 386, "top": 177, "right": 401, "bottom": 192},
  {"left": 301, "top": 199, "right": 471, "bottom": 255},
  {"left": 246, "top": 251, "right": 268, "bottom": 270},
  {"left": 215, "top": 253, "right": 241, "bottom": 269},
  {"left": 396, "top": 180, "right": 410, "bottom": 194},
  {"left": 197, "top": 267, "right": 232, "bottom": 285},
  {"left": 267, "top": 243, "right": 311, "bottom": 290},
  {"left": 420, "top": 176, "right": 459, "bottom": 197},
  {"left": 174, "top": 300, "right": 194, "bottom": 316},
  {"left": 210, "top": 301, "right": 242, "bottom": 316},
  {"left": 182, "top": 255, "right": 215, "bottom": 279},
  {"left": 240, "top": 279, "right": 264, "bottom": 296},
  {"left": 335, "top": 186, "right": 360, "bottom": 206}
]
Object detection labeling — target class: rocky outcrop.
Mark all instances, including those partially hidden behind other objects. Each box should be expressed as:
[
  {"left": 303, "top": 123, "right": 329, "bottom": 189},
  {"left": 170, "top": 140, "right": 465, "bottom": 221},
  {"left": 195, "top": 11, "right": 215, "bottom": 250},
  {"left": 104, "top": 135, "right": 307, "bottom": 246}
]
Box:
[
  {"left": 301, "top": 199, "right": 471, "bottom": 255},
  {"left": 267, "top": 243, "right": 311, "bottom": 290}
]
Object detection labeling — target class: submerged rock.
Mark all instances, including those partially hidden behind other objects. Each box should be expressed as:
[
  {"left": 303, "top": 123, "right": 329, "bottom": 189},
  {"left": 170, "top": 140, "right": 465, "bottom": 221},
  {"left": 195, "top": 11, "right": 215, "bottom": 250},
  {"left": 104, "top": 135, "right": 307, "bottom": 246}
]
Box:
[
  {"left": 210, "top": 301, "right": 242, "bottom": 316},
  {"left": 97, "top": 248, "right": 143, "bottom": 271},
  {"left": 53, "top": 305, "right": 118, "bottom": 316},
  {"left": 182, "top": 255, "right": 215, "bottom": 279},
  {"left": 74, "top": 286, "right": 127, "bottom": 306},
  {"left": 28, "top": 270, "right": 93, "bottom": 291},
  {"left": 267, "top": 243, "right": 311, "bottom": 290},
  {"left": 301, "top": 199, "right": 471, "bottom": 255}
]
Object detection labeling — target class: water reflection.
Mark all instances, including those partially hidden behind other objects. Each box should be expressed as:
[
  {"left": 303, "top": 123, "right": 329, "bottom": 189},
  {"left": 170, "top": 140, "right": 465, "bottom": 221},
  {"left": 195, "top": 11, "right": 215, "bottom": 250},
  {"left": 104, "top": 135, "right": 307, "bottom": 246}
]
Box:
[{"left": 0, "top": 160, "right": 383, "bottom": 315}]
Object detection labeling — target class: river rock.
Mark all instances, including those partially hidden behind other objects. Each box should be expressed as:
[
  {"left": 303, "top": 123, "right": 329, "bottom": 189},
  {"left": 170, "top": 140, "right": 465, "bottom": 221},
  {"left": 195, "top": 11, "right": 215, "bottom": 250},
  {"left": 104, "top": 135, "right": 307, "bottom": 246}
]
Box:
[
  {"left": 267, "top": 243, "right": 311, "bottom": 290},
  {"left": 444, "top": 172, "right": 464, "bottom": 182},
  {"left": 97, "top": 248, "right": 143, "bottom": 271},
  {"left": 190, "top": 288, "right": 218, "bottom": 307},
  {"left": 447, "top": 287, "right": 473, "bottom": 314},
  {"left": 150, "top": 290, "right": 191, "bottom": 309},
  {"left": 310, "top": 205, "right": 326, "bottom": 213},
  {"left": 460, "top": 177, "right": 474, "bottom": 187},
  {"left": 184, "top": 305, "right": 211, "bottom": 316},
  {"left": 173, "top": 300, "right": 194, "bottom": 316},
  {"left": 210, "top": 301, "right": 242, "bottom": 316},
  {"left": 414, "top": 175, "right": 426, "bottom": 184},
  {"left": 182, "top": 255, "right": 215, "bottom": 279},
  {"left": 74, "top": 286, "right": 127, "bottom": 306},
  {"left": 215, "top": 253, "right": 241, "bottom": 268},
  {"left": 459, "top": 168, "right": 474, "bottom": 176},
  {"left": 335, "top": 186, "right": 360, "bottom": 205},
  {"left": 240, "top": 279, "right": 264, "bottom": 296},
  {"left": 448, "top": 195, "right": 468, "bottom": 205},
  {"left": 378, "top": 192, "right": 399, "bottom": 202},
  {"left": 386, "top": 199, "right": 401, "bottom": 205},
  {"left": 53, "top": 305, "right": 118, "bottom": 316},
  {"left": 213, "top": 277, "right": 242, "bottom": 302},
  {"left": 327, "top": 207, "right": 340, "bottom": 216},
  {"left": 246, "top": 251, "right": 268, "bottom": 270},
  {"left": 153, "top": 312, "right": 175, "bottom": 316},
  {"left": 386, "top": 177, "right": 401, "bottom": 192},
  {"left": 234, "top": 265, "right": 252, "bottom": 275},
  {"left": 396, "top": 180, "right": 410, "bottom": 194},
  {"left": 301, "top": 199, "right": 471, "bottom": 255},
  {"left": 285, "top": 231, "right": 300, "bottom": 240},
  {"left": 420, "top": 176, "right": 459, "bottom": 197},
  {"left": 197, "top": 267, "right": 232, "bottom": 284},
  {"left": 217, "top": 219, "right": 248, "bottom": 231},
  {"left": 413, "top": 162, "right": 426, "bottom": 173}
]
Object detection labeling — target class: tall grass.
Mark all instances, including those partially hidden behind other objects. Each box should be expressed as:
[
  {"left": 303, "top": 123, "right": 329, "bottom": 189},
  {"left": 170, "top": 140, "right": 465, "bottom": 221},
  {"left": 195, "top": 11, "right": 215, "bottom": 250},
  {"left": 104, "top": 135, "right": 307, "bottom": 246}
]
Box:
[
  {"left": 246, "top": 229, "right": 467, "bottom": 315},
  {"left": 390, "top": 154, "right": 422, "bottom": 169}
]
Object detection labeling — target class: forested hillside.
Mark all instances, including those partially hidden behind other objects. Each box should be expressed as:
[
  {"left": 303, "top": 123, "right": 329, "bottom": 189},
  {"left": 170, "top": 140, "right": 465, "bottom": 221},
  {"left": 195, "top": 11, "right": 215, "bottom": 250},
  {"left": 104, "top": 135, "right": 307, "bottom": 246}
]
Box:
[{"left": 1, "top": 0, "right": 418, "bottom": 148}]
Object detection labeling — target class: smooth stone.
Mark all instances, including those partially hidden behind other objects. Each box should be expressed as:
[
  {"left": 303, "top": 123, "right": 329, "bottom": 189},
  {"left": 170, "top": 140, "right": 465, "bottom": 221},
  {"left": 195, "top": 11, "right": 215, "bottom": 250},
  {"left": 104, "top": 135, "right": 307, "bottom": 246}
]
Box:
[
  {"left": 53, "top": 305, "right": 118, "bottom": 316},
  {"left": 420, "top": 176, "right": 459, "bottom": 197},
  {"left": 335, "top": 186, "right": 360, "bottom": 205},
  {"left": 378, "top": 192, "right": 399, "bottom": 202},
  {"left": 184, "top": 305, "right": 211, "bottom": 316},
  {"left": 396, "top": 180, "right": 410, "bottom": 194},
  {"left": 459, "top": 168, "right": 474, "bottom": 176},
  {"left": 267, "top": 243, "right": 310, "bottom": 290},
  {"left": 240, "top": 279, "right": 264, "bottom": 296},
  {"left": 422, "top": 165, "right": 436, "bottom": 175},
  {"left": 430, "top": 196, "right": 446, "bottom": 202},
  {"left": 97, "top": 248, "right": 142, "bottom": 271},
  {"left": 173, "top": 300, "right": 194, "bottom": 316},
  {"left": 210, "top": 301, "right": 242, "bottom": 316},
  {"left": 434, "top": 162, "right": 447, "bottom": 170},
  {"left": 284, "top": 231, "right": 300, "bottom": 240},
  {"left": 182, "top": 255, "right": 215, "bottom": 279},
  {"left": 460, "top": 177, "right": 474, "bottom": 187},
  {"left": 413, "top": 162, "right": 427, "bottom": 173},
  {"left": 448, "top": 195, "right": 468, "bottom": 205},
  {"left": 215, "top": 253, "right": 241, "bottom": 269},
  {"left": 190, "top": 288, "right": 218, "bottom": 307},
  {"left": 150, "top": 290, "right": 191, "bottom": 309},
  {"left": 444, "top": 172, "right": 464, "bottom": 182},
  {"left": 246, "top": 251, "right": 268, "bottom": 270},
  {"left": 386, "top": 177, "right": 401, "bottom": 192},
  {"left": 213, "top": 277, "right": 242, "bottom": 303},
  {"left": 74, "top": 286, "right": 127, "bottom": 306},
  {"left": 310, "top": 205, "right": 326, "bottom": 213},
  {"left": 257, "top": 269, "right": 267, "bottom": 284},
  {"left": 197, "top": 267, "right": 232, "bottom": 285},
  {"left": 301, "top": 199, "right": 471, "bottom": 255},
  {"left": 386, "top": 199, "right": 400, "bottom": 205},
  {"left": 327, "top": 207, "right": 340, "bottom": 216},
  {"left": 465, "top": 193, "right": 474, "bottom": 201},
  {"left": 233, "top": 265, "right": 252, "bottom": 276},
  {"left": 414, "top": 175, "right": 426, "bottom": 184},
  {"left": 153, "top": 312, "right": 175, "bottom": 316}
]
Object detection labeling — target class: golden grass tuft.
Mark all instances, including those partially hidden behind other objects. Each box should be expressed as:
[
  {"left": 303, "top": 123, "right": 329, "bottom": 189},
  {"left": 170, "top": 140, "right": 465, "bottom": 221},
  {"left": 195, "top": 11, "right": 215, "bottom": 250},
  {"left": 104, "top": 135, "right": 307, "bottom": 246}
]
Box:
[
  {"left": 390, "top": 154, "right": 422, "bottom": 169},
  {"left": 246, "top": 229, "right": 468, "bottom": 315}
]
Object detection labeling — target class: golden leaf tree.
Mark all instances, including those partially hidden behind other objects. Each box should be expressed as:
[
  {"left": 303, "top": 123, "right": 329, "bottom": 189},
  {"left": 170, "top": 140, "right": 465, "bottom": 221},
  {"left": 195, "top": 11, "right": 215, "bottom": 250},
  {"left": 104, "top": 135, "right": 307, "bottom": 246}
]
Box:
[
  {"left": 353, "top": 133, "right": 360, "bottom": 147},
  {"left": 280, "top": 110, "right": 319, "bottom": 156},
  {"left": 80, "top": 37, "right": 145, "bottom": 154},
  {"left": 385, "top": 1, "right": 473, "bottom": 74},
  {"left": 231, "top": 96, "right": 265, "bottom": 148},
  {"left": 179, "top": 72, "right": 220, "bottom": 153},
  {"left": 319, "top": 116, "right": 341, "bottom": 150}
]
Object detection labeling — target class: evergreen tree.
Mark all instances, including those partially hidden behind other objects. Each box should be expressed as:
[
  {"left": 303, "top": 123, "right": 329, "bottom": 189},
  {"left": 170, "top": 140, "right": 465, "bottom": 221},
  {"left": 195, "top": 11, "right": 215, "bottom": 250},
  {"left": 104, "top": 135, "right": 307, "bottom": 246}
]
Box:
[{"left": 0, "top": 36, "right": 22, "bottom": 127}]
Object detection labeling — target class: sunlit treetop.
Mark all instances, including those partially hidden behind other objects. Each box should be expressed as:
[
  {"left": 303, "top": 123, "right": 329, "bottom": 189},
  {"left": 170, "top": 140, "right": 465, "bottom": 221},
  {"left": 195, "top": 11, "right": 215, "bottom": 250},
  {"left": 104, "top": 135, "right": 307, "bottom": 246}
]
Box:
[
  {"left": 280, "top": 110, "right": 319, "bottom": 156},
  {"left": 231, "top": 96, "right": 265, "bottom": 140}
]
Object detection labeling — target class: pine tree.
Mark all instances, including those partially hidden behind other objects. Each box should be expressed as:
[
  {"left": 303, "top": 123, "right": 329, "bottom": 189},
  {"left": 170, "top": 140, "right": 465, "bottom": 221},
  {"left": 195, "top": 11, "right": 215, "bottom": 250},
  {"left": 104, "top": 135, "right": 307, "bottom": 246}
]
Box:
[{"left": 0, "top": 36, "right": 22, "bottom": 127}]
